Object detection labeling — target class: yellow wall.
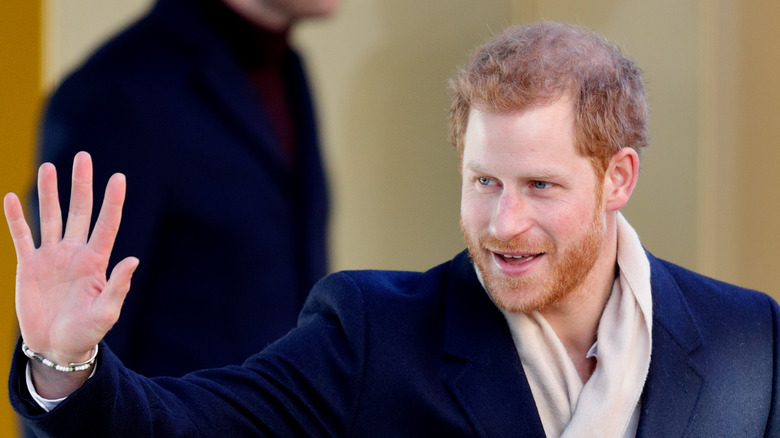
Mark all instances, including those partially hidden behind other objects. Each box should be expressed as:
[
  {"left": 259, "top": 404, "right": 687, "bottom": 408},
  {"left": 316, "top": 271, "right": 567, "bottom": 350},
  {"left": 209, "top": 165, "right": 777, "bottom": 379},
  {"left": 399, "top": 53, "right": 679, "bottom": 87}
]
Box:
[
  {"left": 0, "top": 1, "right": 41, "bottom": 436},
  {"left": 511, "top": 0, "right": 780, "bottom": 301},
  {"left": 43, "top": 0, "right": 511, "bottom": 273},
  {"left": 512, "top": 0, "right": 702, "bottom": 276},
  {"left": 51, "top": 1, "right": 780, "bottom": 292},
  {"left": 295, "top": 0, "right": 513, "bottom": 271},
  {"left": 733, "top": 0, "right": 780, "bottom": 296},
  {"left": 43, "top": 0, "right": 152, "bottom": 91}
]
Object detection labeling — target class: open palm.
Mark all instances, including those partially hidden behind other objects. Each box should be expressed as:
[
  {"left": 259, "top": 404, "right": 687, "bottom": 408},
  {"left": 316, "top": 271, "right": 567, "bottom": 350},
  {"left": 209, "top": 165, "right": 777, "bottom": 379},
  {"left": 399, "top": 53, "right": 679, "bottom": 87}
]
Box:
[{"left": 4, "top": 152, "right": 138, "bottom": 366}]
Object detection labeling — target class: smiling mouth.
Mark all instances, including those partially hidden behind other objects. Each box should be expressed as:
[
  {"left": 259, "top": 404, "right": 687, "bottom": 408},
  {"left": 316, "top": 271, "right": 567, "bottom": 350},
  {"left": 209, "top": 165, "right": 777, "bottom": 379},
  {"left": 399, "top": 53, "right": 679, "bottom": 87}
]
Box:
[{"left": 495, "top": 252, "right": 544, "bottom": 266}]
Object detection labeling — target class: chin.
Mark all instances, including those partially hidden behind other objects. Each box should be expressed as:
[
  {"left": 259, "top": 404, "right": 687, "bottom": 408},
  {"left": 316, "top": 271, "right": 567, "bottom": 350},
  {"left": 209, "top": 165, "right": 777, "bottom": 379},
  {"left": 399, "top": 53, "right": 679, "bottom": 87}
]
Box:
[{"left": 485, "top": 281, "right": 559, "bottom": 314}]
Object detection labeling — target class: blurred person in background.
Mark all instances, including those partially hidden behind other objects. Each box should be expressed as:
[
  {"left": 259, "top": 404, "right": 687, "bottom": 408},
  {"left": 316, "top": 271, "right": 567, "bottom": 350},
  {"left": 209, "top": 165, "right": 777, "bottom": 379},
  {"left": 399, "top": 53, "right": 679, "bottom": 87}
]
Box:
[{"left": 32, "top": 0, "right": 339, "bottom": 380}]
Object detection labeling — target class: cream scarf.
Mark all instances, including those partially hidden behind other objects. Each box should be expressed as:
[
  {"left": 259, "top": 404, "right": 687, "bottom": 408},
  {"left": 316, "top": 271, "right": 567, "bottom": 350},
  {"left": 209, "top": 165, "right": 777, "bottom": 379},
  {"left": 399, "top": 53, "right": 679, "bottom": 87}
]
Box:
[{"left": 497, "top": 213, "right": 653, "bottom": 437}]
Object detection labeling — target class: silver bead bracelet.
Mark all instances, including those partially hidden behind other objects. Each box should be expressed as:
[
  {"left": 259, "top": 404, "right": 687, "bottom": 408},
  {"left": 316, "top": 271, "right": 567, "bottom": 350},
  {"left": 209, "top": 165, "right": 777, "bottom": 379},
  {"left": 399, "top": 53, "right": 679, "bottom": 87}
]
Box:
[{"left": 21, "top": 342, "right": 98, "bottom": 373}]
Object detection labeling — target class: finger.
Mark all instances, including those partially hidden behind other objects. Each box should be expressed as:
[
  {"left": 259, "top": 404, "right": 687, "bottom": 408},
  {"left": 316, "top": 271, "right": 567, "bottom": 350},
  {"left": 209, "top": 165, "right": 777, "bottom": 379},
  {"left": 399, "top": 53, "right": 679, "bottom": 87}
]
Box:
[
  {"left": 88, "top": 173, "right": 126, "bottom": 259},
  {"left": 63, "top": 152, "right": 94, "bottom": 242},
  {"left": 37, "top": 162, "right": 63, "bottom": 245},
  {"left": 3, "top": 193, "right": 35, "bottom": 259},
  {"left": 94, "top": 257, "right": 139, "bottom": 327}
]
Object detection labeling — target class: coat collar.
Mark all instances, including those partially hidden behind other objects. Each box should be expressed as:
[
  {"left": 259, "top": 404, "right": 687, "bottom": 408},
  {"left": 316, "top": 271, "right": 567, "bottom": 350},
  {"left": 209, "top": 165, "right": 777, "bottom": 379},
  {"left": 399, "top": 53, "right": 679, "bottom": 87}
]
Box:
[
  {"left": 150, "top": 0, "right": 304, "bottom": 176},
  {"left": 636, "top": 252, "right": 704, "bottom": 437},
  {"left": 441, "top": 251, "right": 546, "bottom": 437},
  {"left": 440, "top": 250, "right": 706, "bottom": 437}
]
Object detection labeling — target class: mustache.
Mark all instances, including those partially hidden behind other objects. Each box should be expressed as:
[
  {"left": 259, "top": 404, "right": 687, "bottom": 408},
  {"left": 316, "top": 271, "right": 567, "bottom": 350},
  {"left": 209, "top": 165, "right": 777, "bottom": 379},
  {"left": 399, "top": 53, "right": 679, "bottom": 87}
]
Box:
[
  {"left": 478, "top": 233, "right": 556, "bottom": 254},
  {"left": 459, "top": 219, "right": 556, "bottom": 254}
]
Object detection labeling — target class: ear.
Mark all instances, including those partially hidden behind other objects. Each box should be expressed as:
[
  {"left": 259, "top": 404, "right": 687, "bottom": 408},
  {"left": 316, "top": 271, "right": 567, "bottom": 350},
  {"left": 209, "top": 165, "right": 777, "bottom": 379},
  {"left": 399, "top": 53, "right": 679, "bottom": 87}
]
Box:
[{"left": 602, "top": 148, "right": 639, "bottom": 212}]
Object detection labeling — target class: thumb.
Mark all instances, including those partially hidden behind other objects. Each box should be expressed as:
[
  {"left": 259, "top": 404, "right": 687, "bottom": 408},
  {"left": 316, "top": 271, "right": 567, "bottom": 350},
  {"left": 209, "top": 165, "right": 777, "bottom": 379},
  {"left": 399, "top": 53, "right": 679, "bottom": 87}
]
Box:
[{"left": 94, "top": 257, "right": 139, "bottom": 326}]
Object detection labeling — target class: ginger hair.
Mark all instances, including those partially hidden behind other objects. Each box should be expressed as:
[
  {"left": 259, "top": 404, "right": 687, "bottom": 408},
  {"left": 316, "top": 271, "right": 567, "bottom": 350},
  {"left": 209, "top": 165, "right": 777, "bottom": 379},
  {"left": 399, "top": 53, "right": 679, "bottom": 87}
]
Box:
[{"left": 448, "top": 22, "right": 649, "bottom": 177}]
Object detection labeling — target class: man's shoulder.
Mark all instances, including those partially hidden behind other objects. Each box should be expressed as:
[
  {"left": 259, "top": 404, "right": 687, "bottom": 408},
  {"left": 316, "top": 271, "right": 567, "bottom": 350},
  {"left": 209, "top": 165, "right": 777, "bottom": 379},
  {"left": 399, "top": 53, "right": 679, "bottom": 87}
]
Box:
[
  {"left": 314, "top": 252, "right": 470, "bottom": 300},
  {"left": 643, "top": 258, "right": 779, "bottom": 436},
  {"left": 300, "top": 251, "right": 475, "bottom": 323},
  {"left": 52, "top": 3, "right": 216, "bottom": 98},
  {"left": 649, "top": 253, "right": 772, "bottom": 302},
  {"left": 648, "top": 252, "right": 778, "bottom": 327}
]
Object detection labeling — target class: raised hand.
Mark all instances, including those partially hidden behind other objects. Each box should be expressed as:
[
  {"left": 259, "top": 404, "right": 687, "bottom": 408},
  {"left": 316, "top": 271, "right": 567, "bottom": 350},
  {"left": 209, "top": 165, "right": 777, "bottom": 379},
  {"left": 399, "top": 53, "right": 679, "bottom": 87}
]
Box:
[{"left": 4, "top": 152, "right": 138, "bottom": 396}]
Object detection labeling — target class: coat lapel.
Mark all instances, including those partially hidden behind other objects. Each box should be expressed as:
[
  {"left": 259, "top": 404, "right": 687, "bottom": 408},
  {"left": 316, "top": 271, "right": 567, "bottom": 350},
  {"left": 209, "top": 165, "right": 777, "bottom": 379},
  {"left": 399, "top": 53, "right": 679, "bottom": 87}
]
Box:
[
  {"left": 153, "top": 0, "right": 289, "bottom": 173},
  {"left": 199, "top": 55, "right": 289, "bottom": 171},
  {"left": 442, "top": 252, "right": 546, "bottom": 437},
  {"left": 439, "top": 251, "right": 708, "bottom": 437},
  {"left": 637, "top": 253, "right": 704, "bottom": 437}
]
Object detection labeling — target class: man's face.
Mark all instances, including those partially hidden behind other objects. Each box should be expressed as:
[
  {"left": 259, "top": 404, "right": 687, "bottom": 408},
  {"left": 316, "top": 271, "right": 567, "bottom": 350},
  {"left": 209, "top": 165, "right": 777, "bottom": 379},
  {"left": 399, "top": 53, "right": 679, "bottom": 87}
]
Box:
[{"left": 460, "top": 100, "right": 608, "bottom": 314}]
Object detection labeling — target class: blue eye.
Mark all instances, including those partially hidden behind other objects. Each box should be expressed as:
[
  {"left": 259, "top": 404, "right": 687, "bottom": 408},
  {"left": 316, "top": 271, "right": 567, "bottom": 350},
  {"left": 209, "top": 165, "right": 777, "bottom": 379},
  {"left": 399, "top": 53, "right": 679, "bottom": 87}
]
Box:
[
  {"left": 533, "top": 181, "right": 552, "bottom": 189},
  {"left": 478, "top": 177, "right": 493, "bottom": 185}
]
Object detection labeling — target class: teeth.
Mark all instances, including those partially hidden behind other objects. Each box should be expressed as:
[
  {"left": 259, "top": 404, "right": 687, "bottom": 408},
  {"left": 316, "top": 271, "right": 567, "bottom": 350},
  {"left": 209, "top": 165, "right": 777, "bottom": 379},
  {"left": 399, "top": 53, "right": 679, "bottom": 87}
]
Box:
[{"left": 503, "top": 254, "right": 535, "bottom": 260}]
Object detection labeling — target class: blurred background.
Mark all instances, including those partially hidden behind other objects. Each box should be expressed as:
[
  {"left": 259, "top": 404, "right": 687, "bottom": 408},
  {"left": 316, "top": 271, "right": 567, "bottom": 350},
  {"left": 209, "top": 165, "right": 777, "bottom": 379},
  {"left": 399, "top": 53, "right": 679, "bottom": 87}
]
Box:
[{"left": 1, "top": 0, "right": 779, "bottom": 435}]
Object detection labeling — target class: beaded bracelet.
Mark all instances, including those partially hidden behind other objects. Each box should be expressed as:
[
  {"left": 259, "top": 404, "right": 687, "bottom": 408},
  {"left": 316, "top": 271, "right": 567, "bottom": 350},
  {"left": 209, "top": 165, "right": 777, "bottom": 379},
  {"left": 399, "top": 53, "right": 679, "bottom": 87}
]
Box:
[{"left": 21, "top": 342, "right": 98, "bottom": 373}]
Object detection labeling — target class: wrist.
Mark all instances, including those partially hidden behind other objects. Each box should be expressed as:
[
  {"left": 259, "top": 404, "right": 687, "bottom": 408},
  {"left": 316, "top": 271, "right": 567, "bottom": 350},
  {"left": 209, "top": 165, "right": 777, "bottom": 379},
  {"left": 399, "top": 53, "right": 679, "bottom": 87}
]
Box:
[
  {"left": 21, "top": 342, "right": 98, "bottom": 373},
  {"left": 22, "top": 342, "right": 98, "bottom": 400},
  {"left": 29, "top": 360, "right": 92, "bottom": 400}
]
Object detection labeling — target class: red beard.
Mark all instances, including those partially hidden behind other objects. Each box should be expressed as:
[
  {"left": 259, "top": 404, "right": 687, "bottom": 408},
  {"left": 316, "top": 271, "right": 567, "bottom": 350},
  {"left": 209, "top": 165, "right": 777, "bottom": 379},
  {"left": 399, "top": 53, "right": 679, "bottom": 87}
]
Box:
[{"left": 461, "top": 207, "right": 606, "bottom": 314}]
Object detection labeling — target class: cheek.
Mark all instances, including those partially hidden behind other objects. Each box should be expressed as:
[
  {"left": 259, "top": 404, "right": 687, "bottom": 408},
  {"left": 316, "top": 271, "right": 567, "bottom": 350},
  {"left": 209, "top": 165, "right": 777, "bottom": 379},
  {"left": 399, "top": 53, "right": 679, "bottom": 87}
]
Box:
[
  {"left": 460, "top": 192, "right": 492, "bottom": 230},
  {"left": 528, "top": 200, "right": 585, "bottom": 238},
  {"left": 545, "top": 202, "right": 600, "bottom": 242}
]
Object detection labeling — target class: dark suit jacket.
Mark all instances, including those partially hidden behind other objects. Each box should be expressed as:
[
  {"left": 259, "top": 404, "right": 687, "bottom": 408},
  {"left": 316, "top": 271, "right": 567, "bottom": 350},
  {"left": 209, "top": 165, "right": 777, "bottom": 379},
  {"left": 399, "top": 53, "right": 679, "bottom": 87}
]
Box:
[
  {"left": 33, "top": 0, "right": 328, "bottom": 377},
  {"left": 10, "top": 250, "right": 779, "bottom": 437}
]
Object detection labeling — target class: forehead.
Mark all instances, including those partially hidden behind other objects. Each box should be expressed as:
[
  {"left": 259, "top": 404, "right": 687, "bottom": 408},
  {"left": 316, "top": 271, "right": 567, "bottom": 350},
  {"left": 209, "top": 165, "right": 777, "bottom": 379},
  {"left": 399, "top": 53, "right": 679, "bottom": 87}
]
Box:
[{"left": 462, "top": 100, "right": 583, "bottom": 171}]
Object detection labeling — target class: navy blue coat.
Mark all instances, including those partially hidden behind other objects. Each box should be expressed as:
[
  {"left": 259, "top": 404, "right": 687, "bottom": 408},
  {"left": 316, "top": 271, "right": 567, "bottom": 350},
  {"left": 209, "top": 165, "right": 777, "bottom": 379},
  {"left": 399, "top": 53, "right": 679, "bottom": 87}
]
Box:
[
  {"left": 33, "top": 0, "right": 329, "bottom": 377},
  {"left": 10, "top": 251, "right": 780, "bottom": 436}
]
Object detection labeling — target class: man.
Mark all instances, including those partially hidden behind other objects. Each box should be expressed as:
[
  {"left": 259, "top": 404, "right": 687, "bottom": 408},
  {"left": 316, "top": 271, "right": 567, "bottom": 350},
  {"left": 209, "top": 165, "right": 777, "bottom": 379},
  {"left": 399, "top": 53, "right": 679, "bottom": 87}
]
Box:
[
  {"left": 33, "top": 0, "right": 337, "bottom": 379},
  {"left": 6, "top": 22, "right": 779, "bottom": 437}
]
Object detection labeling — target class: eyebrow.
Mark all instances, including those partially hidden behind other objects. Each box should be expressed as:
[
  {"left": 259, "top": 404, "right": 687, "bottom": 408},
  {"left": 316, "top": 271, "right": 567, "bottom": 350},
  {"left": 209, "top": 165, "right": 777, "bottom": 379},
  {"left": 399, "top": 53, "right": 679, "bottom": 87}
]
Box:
[{"left": 462, "top": 161, "right": 564, "bottom": 180}]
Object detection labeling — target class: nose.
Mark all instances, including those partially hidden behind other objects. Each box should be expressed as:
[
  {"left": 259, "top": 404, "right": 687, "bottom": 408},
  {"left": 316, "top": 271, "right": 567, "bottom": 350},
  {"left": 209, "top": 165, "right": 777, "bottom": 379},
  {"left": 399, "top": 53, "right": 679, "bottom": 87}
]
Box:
[{"left": 490, "top": 190, "right": 533, "bottom": 241}]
